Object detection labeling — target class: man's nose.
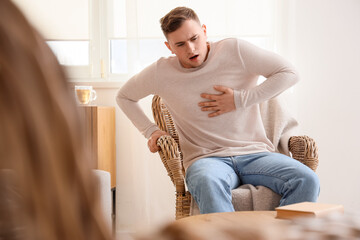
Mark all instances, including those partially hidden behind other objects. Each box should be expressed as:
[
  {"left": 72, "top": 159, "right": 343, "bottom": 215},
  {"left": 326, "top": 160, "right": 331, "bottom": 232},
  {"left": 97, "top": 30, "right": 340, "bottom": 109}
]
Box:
[{"left": 186, "top": 42, "right": 195, "bottom": 53}]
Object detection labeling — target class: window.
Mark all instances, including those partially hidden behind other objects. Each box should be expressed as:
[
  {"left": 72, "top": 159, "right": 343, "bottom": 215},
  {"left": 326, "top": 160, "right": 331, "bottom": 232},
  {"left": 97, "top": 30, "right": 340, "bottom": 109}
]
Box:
[
  {"left": 13, "top": 0, "right": 91, "bottom": 79},
  {"left": 47, "top": 41, "right": 89, "bottom": 66},
  {"left": 13, "top": 0, "right": 276, "bottom": 82}
]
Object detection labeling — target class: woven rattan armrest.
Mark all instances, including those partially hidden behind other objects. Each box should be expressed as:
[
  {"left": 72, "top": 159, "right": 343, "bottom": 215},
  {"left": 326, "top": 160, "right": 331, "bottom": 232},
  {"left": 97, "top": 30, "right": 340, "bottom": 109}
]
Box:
[
  {"left": 157, "top": 135, "right": 191, "bottom": 219},
  {"left": 289, "top": 136, "right": 319, "bottom": 171},
  {"left": 156, "top": 135, "right": 184, "bottom": 190}
]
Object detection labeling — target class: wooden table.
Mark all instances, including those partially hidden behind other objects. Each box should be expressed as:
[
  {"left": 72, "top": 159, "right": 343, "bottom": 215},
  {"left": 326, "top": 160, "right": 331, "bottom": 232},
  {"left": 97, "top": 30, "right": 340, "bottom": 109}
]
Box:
[
  {"left": 141, "top": 211, "right": 359, "bottom": 240},
  {"left": 153, "top": 211, "right": 287, "bottom": 240},
  {"left": 177, "top": 211, "right": 280, "bottom": 224}
]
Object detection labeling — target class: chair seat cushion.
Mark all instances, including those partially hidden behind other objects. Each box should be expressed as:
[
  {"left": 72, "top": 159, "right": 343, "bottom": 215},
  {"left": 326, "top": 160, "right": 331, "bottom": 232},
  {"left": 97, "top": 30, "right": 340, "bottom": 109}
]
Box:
[{"left": 190, "top": 184, "right": 281, "bottom": 215}]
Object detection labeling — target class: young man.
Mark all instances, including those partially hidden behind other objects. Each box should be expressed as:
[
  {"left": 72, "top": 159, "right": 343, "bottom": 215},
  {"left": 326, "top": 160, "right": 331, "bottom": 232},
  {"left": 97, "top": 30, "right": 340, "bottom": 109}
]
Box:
[{"left": 116, "top": 7, "right": 320, "bottom": 214}]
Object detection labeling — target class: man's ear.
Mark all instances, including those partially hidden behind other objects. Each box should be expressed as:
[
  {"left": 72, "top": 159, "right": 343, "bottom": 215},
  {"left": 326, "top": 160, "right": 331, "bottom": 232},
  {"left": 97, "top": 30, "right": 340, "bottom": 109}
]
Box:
[
  {"left": 165, "top": 41, "right": 174, "bottom": 54},
  {"left": 202, "top": 24, "right": 207, "bottom": 36}
]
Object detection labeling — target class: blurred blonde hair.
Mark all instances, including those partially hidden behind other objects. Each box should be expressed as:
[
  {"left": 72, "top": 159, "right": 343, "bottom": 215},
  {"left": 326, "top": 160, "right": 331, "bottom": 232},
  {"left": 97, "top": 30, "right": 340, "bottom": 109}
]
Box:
[{"left": 0, "top": 1, "right": 113, "bottom": 239}]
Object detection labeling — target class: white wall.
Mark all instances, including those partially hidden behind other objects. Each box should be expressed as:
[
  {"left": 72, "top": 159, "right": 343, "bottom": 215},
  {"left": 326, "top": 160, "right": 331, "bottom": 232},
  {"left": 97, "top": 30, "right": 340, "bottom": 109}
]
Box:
[{"left": 281, "top": 0, "right": 360, "bottom": 213}]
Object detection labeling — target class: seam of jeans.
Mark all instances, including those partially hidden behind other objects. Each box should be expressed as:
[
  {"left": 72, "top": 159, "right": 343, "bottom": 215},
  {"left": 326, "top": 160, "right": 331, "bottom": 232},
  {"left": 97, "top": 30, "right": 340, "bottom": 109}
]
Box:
[
  {"left": 229, "top": 156, "right": 292, "bottom": 182},
  {"left": 185, "top": 178, "right": 200, "bottom": 206},
  {"left": 229, "top": 156, "right": 239, "bottom": 175},
  {"left": 279, "top": 178, "right": 295, "bottom": 205},
  {"left": 226, "top": 172, "right": 237, "bottom": 190},
  {"left": 237, "top": 171, "right": 290, "bottom": 183}
]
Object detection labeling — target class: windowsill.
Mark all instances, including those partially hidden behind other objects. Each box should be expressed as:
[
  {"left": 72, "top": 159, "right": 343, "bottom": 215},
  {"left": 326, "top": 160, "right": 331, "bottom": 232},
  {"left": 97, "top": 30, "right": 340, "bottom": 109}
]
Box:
[
  {"left": 67, "top": 78, "right": 127, "bottom": 89},
  {"left": 68, "top": 81, "right": 125, "bottom": 89}
]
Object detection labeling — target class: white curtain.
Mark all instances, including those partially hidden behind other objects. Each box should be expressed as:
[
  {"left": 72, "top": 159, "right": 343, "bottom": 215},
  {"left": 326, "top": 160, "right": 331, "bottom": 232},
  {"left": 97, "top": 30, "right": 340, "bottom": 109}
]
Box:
[
  {"left": 12, "top": 0, "right": 89, "bottom": 40},
  {"left": 279, "top": 0, "right": 360, "bottom": 214}
]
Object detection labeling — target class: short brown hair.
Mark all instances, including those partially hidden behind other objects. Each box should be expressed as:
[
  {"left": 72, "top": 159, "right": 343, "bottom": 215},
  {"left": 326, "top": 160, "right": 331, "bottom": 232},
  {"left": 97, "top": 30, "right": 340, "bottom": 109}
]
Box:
[{"left": 160, "top": 7, "right": 200, "bottom": 37}]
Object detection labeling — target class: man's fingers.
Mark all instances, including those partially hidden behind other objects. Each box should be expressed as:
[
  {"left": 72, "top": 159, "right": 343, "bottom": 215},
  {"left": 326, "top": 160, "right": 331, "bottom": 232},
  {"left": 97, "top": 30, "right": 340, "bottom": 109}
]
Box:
[
  {"left": 198, "top": 100, "right": 217, "bottom": 107},
  {"left": 213, "top": 85, "right": 229, "bottom": 93},
  {"left": 199, "top": 85, "right": 234, "bottom": 117},
  {"left": 200, "top": 93, "right": 220, "bottom": 100},
  {"left": 148, "top": 130, "right": 170, "bottom": 153},
  {"left": 201, "top": 106, "right": 218, "bottom": 112},
  {"left": 208, "top": 110, "right": 222, "bottom": 117},
  {"left": 201, "top": 86, "right": 232, "bottom": 100},
  {"left": 152, "top": 146, "right": 160, "bottom": 153},
  {"left": 148, "top": 138, "right": 159, "bottom": 152},
  {"left": 150, "top": 143, "right": 160, "bottom": 153}
]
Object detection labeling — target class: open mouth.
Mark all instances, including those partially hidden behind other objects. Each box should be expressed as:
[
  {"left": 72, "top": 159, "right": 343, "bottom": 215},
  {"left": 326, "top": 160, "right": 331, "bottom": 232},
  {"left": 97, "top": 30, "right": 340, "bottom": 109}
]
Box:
[{"left": 189, "top": 55, "right": 199, "bottom": 60}]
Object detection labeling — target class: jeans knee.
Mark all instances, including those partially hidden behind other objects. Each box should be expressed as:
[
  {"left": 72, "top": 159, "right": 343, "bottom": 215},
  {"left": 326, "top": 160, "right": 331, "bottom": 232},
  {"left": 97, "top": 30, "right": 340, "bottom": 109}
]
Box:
[
  {"left": 298, "top": 169, "right": 320, "bottom": 195},
  {"left": 187, "top": 171, "right": 228, "bottom": 193},
  {"left": 281, "top": 169, "right": 320, "bottom": 204},
  {"left": 307, "top": 171, "right": 320, "bottom": 192}
]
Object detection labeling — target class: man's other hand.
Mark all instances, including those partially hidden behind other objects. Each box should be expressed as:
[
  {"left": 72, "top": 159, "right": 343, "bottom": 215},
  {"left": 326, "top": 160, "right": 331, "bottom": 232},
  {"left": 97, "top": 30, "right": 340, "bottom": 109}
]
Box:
[
  {"left": 148, "top": 130, "right": 170, "bottom": 153},
  {"left": 198, "top": 85, "right": 236, "bottom": 117}
]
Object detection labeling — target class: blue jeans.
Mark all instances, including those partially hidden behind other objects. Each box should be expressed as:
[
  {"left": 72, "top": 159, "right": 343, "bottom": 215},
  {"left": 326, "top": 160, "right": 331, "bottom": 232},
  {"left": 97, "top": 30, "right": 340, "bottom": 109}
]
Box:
[{"left": 185, "top": 152, "right": 320, "bottom": 214}]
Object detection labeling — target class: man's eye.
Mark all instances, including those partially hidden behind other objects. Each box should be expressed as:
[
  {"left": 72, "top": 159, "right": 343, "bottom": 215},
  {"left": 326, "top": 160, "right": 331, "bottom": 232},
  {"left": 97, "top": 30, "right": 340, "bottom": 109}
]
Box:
[
  {"left": 191, "top": 37, "right": 198, "bottom": 41},
  {"left": 177, "top": 43, "right": 184, "bottom": 47}
]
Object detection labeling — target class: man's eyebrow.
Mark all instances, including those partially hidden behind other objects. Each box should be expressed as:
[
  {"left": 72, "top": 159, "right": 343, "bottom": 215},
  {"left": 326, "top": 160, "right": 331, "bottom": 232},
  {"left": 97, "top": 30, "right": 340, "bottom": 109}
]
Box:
[
  {"left": 175, "top": 34, "right": 198, "bottom": 46},
  {"left": 175, "top": 41, "right": 185, "bottom": 46}
]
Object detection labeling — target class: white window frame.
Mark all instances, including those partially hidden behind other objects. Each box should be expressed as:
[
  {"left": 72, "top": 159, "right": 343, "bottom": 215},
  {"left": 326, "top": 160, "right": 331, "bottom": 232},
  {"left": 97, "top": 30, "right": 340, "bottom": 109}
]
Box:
[{"left": 68, "top": 0, "right": 279, "bottom": 84}]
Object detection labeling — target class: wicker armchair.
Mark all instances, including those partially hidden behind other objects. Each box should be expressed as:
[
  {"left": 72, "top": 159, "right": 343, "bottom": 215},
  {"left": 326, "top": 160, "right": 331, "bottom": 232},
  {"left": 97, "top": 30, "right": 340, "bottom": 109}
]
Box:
[{"left": 152, "top": 95, "right": 319, "bottom": 220}]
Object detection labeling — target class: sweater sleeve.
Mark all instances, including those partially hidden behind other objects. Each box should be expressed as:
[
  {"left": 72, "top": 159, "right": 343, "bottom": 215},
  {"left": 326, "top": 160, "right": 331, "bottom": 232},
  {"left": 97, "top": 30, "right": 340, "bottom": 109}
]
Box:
[
  {"left": 233, "top": 39, "right": 299, "bottom": 108},
  {"left": 115, "top": 62, "right": 160, "bottom": 139}
]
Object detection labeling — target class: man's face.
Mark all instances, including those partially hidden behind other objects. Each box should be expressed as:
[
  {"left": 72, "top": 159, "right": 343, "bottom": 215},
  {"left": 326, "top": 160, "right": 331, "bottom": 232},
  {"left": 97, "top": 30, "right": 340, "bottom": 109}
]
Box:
[{"left": 165, "top": 19, "right": 209, "bottom": 69}]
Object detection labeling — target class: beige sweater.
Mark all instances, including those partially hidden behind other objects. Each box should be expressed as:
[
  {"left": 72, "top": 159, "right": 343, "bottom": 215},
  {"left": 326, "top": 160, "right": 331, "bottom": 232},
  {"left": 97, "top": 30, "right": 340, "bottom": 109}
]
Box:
[{"left": 116, "top": 38, "right": 299, "bottom": 170}]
